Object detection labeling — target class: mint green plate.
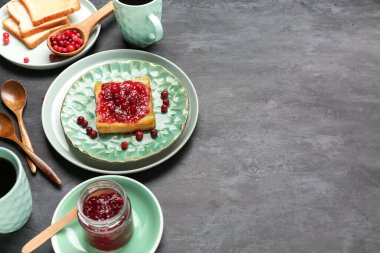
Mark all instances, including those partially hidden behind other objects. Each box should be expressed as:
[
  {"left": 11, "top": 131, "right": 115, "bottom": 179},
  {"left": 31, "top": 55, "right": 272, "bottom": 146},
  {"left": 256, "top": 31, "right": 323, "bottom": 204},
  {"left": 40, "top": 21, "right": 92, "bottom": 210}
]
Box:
[
  {"left": 51, "top": 176, "right": 163, "bottom": 253},
  {"left": 42, "top": 50, "right": 198, "bottom": 174},
  {"left": 60, "top": 60, "right": 189, "bottom": 163}
]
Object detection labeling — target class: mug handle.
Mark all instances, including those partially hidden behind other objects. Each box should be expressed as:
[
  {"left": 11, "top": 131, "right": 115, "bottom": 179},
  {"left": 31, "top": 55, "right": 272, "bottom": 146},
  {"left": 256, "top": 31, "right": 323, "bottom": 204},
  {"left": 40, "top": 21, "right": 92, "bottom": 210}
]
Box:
[{"left": 148, "top": 13, "right": 163, "bottom": 42}]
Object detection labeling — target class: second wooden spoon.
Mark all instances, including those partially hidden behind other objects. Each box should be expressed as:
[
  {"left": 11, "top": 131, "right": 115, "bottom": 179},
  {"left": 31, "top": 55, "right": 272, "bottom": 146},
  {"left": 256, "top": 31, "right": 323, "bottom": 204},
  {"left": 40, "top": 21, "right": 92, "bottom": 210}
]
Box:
[{"left": 0, "top": 112, "right": 61, "bottom": 185}]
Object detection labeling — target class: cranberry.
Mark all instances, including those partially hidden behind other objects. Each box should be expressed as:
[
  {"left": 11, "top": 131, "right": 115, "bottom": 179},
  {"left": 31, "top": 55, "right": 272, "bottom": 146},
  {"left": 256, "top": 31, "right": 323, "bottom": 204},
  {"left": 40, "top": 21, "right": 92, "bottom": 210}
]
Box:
[
  {"left": 111, "top": 84, "right": 119, "bottom": 94},
  {"left": 163, "top": 99, "right": 170, "bottom": 106},
  {"left": 77, "top": 116, "right": 84, "bottom": 124},
  {"left": 161, "top": 104, "right": 168, "bottom": 113},
  {"left": 114, "top": 99, "right": 122, "bottom": 106},
  {"left": 64, "top": 30, "right": 72, "bottom": 37},
  {"left": 72, "top": 35, "right": 79, "bottom": 42},
  {"left": 3, "top": 32, "right": 9, "bottom": 38},
  {"left": 86, "top": 127, "right": 93, "bottom": 135},
  {"left": 23, "top": 57, "right": 29, "bottom": 63},
  {"left": 161, "top": 91, "right": 168, "bottom": 99},
  {"left": 90, "top": 130, "right": 98, "bottom": 138},
  {"left": 81, "top": 120, "right": 88, "bottom": 128},
  {"left": 3, "top": 37, "right": 9, "bottom": 45},
  {"left": 150, "top": 129, "right": 158, "bottom": 138},
  {"left": 135, "top": 130, "right": 143, "bottom": 141},
  {"left": 67, "top": 45, "right": 75, "bottom": 52},
  {"left": 49, "top": 54, "right": 57, "bottom": 62},
  {"left": 121, "top": 103, "right": 129, "bottom": 111},
  {"left": 121, "top": 141, "right": 128, "bottom": 150},
  {"left": 130, "top": 106, "right": 137, "bottom": 115}
]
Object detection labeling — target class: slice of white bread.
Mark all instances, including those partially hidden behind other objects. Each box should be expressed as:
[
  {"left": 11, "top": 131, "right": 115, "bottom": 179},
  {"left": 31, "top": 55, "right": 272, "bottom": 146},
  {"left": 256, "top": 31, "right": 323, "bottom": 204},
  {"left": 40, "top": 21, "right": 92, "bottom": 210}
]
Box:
[
  {"left": 95, "top": 77, "right": 156, "bottom": 134},
  {"left": 2, "top": 17, "right": 69, "bottom": 49},
  {"left": 20, "top": 0, "right": 80, "bottom": 26},
  {"left": 7, "top": 0, "right": 69, "bottom": 38}
]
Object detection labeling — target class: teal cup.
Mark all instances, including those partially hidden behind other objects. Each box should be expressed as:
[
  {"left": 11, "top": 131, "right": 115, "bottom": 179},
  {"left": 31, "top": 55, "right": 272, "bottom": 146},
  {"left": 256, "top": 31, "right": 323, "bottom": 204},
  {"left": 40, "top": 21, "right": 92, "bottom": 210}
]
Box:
[
  {"left": 0, "top": 147, "right": 32, "bottom": 233},
  {"left": 112, "top": 0, "right": 163, "bottom": 48}
]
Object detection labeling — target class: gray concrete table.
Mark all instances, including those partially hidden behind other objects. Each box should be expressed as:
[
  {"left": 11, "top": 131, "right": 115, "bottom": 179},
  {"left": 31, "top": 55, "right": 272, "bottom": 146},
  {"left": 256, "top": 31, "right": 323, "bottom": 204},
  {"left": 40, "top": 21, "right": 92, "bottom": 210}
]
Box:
[{"left": 0, "top": 0, "right": 379, "bottom": 252}]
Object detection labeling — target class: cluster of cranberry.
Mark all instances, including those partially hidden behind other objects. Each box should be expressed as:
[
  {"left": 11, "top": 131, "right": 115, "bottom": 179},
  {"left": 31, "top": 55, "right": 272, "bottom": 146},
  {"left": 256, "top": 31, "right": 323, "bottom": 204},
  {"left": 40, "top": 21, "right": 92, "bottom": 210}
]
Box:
[
  {"left": 3, "top": 32, "right": 9, "bottom": 45},
  {"left": 121, "top": 129, "right": 158, "bottom": 150},
  {"left": 75, "top": 116, "right": 158, "bottom": 150},
  {"left": 77, "top": 116, "right": 98, "bottom": 139},
  {"left": 50, "top": 29, "right": 84, "bottom": 53},
  {"left": 160, "top": 90, "right": 170, "bottom": 113}
]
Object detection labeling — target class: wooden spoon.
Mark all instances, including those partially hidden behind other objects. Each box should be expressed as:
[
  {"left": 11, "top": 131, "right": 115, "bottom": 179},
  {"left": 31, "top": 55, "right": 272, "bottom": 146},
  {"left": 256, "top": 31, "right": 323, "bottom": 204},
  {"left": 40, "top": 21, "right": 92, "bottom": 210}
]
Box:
[
  {"left": 47, "top": 1, "right": 114, "bottom": 57},
  {"left": 22, "top": 208, "right": 78, "bottom": 253},
  {"left": 1, "top": 80, "right": 37, "bottom": 174},
  {"left": 0, "top": 113, "right": 61, "bottom": 185}
]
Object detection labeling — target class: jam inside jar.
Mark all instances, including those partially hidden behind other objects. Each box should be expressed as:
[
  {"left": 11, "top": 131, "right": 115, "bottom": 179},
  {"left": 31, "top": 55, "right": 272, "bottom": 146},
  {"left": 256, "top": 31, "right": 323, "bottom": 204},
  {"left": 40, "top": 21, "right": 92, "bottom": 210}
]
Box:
[{"left": 77, "top": 180, "right": 133, "bottom": 251}]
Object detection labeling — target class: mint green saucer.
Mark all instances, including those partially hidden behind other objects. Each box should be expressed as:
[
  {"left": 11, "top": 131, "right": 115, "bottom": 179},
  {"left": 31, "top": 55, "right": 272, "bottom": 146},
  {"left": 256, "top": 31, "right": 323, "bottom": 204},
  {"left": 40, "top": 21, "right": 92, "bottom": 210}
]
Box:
[
  {"left": 51, "top": 176, "right": 163, "bottom": 253},
  {"left": 60, "top": 60, "right": 189, "bottom": 163}
]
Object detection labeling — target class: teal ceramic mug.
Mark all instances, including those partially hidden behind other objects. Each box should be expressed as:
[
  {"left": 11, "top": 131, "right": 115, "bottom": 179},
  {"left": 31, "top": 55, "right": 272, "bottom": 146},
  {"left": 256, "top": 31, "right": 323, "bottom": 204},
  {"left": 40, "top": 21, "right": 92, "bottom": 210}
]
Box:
[
  {"left": 112, "top": 0, "right": 163, "bottom": 48},
  {"left": 0, "top": 147, "right": 32, "bottom": 233}
]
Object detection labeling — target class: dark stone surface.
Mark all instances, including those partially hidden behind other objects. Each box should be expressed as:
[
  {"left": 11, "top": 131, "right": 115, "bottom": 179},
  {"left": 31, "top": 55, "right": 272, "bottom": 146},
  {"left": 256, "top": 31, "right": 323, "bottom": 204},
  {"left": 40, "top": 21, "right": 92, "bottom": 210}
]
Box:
[{"left": 1, "top": 0, "right": 380, "bottom": 252}]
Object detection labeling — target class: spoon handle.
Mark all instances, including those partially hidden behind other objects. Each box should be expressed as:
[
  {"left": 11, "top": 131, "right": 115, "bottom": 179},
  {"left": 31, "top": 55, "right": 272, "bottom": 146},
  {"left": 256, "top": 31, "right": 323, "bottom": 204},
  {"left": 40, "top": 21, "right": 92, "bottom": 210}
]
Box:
[
  {"left": 21, "top": 208, "right": 78, "bottom": 253},
  {"left": 79, "top": 1, "right": 114, "bottom": 36},
  {"left": 13, "top": 137, "right": 62, "bottom": 185},
  {"left": 16, "top": 110, "right": 37, "bottom": 174}
]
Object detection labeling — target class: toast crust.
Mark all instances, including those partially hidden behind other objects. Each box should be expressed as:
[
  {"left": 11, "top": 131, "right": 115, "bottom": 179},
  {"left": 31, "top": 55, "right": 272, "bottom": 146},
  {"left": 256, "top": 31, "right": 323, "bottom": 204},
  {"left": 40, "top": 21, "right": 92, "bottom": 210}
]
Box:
[
  {"left": 95, "top": 77, "right": 156, "bottom": 134},
  {"left": 20, "top": 0, "right": 80, "bottom": 26},
  {"left": 7, "top": 0, "right": 69, "bottom": 37},
  {"left": 2, "top": 17, "right": 69, "bottom": 49}
]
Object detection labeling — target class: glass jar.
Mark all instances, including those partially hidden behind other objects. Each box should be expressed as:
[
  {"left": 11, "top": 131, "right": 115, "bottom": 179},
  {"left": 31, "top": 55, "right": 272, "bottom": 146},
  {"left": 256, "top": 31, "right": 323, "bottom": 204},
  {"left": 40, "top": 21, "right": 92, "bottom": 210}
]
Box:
[{"left": 77, "top": 180, "right": 133, "bottom": 251}]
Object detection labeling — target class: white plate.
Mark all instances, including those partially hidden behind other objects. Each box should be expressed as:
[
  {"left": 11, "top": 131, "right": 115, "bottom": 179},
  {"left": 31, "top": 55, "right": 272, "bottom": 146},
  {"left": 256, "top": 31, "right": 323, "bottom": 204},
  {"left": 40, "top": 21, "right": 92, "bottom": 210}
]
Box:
[
  {"left": 0, "top": 0, "right": 100, "bottom": 70},
  {"left": 41, "top": 49, "right": 199, "bottom": 174}
]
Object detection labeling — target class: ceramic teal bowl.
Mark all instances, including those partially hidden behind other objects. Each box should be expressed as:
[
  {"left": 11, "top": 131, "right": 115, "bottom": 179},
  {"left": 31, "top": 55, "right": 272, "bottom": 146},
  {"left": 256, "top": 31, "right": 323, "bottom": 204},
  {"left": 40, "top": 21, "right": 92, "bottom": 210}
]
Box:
[
  {"left": 0, "top": 148, "right": 32, "bottom": 233},
  {"left": 60, "top": 60, "right": 189, "bottom": 163}
]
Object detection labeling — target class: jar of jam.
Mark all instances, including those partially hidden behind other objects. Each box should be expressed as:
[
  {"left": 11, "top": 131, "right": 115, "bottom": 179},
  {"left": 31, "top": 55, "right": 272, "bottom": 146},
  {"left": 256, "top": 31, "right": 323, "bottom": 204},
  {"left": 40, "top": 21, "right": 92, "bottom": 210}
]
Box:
[{"left": 77, "top": 180, "right": 133, "bottom": 251}]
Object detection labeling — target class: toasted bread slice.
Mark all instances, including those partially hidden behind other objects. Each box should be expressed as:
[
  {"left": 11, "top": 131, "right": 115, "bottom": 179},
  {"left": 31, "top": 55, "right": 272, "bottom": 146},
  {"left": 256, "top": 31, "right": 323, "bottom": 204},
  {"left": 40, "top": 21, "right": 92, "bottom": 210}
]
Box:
[
  {"left": 2, "top": 17, "right": 69, "bottom": 49},
  {"left": 20, "top": 0, "right": 80, "bottom": 26},
  {"left": 95, "top": 77, "right": 156, "bottom": 134},
  {"left": 7, "top": 0, "right": 69, "bottom": 37}
]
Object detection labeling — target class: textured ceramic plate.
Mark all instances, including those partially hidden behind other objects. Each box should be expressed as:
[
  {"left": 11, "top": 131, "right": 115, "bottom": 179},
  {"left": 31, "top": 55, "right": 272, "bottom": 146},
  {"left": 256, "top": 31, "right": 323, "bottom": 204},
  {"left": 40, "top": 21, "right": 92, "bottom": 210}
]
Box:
[
  {"left": 60, "top": 60, "right": 189, "bottom": 163},
  {"left": 0, "top": 0, "right": 100, "bottom": 70},
  {"left": 51, "top": 175, "right": 163, "bottom": 253},
  {"left": 42, "top": 49, "right": 198, "bottom": 173}
]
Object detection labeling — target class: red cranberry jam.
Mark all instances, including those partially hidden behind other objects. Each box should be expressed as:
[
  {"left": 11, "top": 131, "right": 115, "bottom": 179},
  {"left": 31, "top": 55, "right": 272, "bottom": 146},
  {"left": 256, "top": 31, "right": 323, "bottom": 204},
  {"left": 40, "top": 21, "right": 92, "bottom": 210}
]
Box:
[
  {"left": 96, "top": 81, "right": 151, "bottom": 124},
  {"left": 77, "top": 180, "right": 133, "bottom": 251},
  {"left": 83, "top": 192, "right": 123, "bottom": 221}
]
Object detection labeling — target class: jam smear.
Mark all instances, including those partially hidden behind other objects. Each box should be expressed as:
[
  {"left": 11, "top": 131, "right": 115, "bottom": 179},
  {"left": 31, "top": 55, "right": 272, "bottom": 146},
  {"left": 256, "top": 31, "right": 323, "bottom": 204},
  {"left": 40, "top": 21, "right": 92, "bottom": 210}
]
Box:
[
  {"left": 97, "top": 81, "right": 150, "bottom": 124},
  {"left": 83, "top": 192, "right": 124, "bottom": 221}
]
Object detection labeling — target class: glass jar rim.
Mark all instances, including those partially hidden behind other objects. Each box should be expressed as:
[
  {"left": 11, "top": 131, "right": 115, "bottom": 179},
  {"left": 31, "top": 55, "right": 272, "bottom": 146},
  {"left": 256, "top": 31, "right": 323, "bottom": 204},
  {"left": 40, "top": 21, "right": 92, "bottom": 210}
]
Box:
[{"left": 77, "top": 180, "right": 131, "bottom": 230}]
